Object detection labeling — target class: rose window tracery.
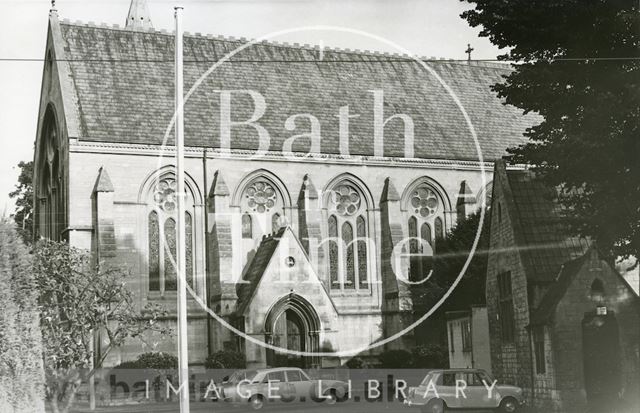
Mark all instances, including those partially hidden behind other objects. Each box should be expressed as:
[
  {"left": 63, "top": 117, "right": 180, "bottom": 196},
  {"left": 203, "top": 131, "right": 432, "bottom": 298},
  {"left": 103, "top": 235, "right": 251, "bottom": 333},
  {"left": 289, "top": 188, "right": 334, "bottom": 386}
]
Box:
[
  {"left": 330, "top": 185, "right": 361, "bottom": 216},
  {"left": 245, "top": 181, "right": 277, "bottom": 213},
  {"left": 153, "top": 178, "right": 177, "bottom": 212},
  {"left": 410, "top": 186, "right": 439, "bottom": 217}
]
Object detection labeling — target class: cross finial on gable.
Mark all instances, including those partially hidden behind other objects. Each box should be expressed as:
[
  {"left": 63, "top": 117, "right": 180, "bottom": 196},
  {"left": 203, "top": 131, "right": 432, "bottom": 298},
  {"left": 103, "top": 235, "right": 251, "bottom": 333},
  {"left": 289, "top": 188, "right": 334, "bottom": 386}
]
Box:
[
  {"left": 465, "top": 43, "right": 474, "bottom": 62},
  {"left": 125, "top": 0, "right": 153, "bottom": 30}
]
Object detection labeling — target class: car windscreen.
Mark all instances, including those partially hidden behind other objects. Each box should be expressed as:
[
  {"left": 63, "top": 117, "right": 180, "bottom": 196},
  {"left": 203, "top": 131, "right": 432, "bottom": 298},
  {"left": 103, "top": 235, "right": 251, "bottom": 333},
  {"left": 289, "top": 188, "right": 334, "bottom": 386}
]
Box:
[{"left": 228, "top": 370, "right": 258, "bottom": 383}]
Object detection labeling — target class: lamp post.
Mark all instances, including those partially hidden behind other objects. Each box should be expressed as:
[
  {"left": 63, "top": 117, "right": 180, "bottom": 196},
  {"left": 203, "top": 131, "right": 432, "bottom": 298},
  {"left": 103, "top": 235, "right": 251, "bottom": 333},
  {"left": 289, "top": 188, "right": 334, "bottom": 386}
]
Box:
[{"left": 174, "top": 5, "right": 190, "bottom": 413}]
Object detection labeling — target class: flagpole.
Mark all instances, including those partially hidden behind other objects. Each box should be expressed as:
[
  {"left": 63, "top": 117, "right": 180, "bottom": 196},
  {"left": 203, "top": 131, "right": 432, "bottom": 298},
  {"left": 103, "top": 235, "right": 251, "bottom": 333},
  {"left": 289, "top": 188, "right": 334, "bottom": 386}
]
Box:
[{"left": 174, "top": 6, "right": 190, "bottom": 413}]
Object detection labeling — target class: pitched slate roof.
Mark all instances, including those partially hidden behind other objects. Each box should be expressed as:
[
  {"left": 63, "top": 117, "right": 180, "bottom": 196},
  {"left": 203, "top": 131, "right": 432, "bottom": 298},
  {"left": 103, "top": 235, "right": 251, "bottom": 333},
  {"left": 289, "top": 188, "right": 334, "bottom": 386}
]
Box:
[
  {"left": 529, "top": 253, "right": 588, "bottom": 325},
  {"left": 235, "top": 227, "right": 287, "bottom": 314},
  {"left": 55, "top": 18, "right": 540, "bottom": 161},
  {"left": 499, "top": 163, "right": 590, "bottom": 282}
]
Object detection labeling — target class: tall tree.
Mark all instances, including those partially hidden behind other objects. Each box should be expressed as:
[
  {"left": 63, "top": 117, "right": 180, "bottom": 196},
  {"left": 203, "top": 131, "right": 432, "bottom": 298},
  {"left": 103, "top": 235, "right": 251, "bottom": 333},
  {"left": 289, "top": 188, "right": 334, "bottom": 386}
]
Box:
[
  {"left": 9, "top": 161, "right": 34, "bottom": 245},
  {"left": 32, "top": 240, "right": 171, "bottom": 413},
  {"left": 461, "top": 0, "right": 640, "bottom": 260}
]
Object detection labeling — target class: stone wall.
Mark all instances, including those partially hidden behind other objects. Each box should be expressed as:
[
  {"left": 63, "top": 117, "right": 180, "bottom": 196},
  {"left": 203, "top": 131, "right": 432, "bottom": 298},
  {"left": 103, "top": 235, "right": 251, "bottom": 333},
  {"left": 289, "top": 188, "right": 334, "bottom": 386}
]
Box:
[{"left": 485, "top": 165, "right": 534, "bottom": 399}]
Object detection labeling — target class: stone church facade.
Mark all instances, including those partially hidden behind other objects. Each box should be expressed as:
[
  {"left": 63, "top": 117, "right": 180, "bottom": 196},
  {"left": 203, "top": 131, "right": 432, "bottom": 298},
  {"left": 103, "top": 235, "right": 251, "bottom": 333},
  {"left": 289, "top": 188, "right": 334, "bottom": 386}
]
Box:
[{"left": 33, "top": 3, "right": 536, "bottom": 368}]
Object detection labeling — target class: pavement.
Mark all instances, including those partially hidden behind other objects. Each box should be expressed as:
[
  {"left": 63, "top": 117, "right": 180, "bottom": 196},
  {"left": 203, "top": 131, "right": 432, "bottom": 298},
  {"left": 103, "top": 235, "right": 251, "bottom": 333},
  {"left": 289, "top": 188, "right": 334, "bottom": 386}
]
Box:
[{"left": 48, "top": 400, "right": 543, "bottom": 413}]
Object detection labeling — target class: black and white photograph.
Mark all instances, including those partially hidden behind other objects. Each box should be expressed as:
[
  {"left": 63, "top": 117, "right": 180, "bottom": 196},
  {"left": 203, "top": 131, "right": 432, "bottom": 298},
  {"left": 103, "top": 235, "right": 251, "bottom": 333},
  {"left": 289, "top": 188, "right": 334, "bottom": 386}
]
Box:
[{"left": 0, "top": 1, "right": 638, "bottom": 412}]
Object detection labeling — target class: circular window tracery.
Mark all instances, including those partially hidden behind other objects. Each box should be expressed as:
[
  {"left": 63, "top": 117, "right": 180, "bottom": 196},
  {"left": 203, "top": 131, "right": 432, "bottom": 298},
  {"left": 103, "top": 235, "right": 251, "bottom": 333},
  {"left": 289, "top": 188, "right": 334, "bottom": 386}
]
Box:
[
  {"left": 330, "top": 184, "right": 362, "bottom": 216},
  {"left": 410, "top": 186, "right": 439, "bottom": 217},
  {"left": 245, "top": 181, "right": 277, "bottom": 213},
  {"left": 153, "top": 178, "right": 177, "bottom": 212}
]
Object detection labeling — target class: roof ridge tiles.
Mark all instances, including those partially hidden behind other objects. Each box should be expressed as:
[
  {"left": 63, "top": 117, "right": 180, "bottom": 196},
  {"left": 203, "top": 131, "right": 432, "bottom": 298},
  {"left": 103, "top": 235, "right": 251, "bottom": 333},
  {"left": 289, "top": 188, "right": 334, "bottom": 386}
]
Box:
[{"left": 56, "top": 19, "right": 512, "bottom": 69}]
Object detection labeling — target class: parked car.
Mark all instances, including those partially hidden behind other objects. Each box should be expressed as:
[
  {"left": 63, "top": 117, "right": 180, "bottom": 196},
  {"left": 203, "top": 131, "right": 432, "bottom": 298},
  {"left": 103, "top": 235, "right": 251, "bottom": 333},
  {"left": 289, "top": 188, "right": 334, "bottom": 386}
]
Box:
[
  {"left": 404, "top": 369, "right": 524, "bottom": 413},
  {"left": 220, "top": 367, "right": 349, "bottom": 410}
]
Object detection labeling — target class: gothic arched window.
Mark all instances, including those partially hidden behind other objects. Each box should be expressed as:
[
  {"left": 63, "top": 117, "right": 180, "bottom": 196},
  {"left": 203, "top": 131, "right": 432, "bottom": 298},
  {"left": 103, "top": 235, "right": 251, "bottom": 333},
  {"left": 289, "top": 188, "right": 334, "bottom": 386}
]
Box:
[
  {"left": 326, "top": 181, "right": 370, "bottom": 291},
  {"left": 240, "top": 178, "right": 285, "bottom": 241},
  {"left": 147, "top": 175, "right": 195, "bottom": 294},
  {"left": 36, "top": 106, "right": 65, "bottom": 241},
  {"left": 405, "top": 181, "right": 446, "bottom": 283}
]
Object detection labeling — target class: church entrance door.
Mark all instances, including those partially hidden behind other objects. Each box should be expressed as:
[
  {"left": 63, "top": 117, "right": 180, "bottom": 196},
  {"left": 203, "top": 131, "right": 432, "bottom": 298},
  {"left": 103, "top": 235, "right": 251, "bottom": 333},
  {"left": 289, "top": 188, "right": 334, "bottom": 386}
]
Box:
[
  {"left": 582, "top": 311, "right": 621, "bottom": 412},
  {"left": 265, "top": 293, "right": 321, "bottom": 368},
  {"left": 273, "top": 309, "right": 306, "bottom": 368}
]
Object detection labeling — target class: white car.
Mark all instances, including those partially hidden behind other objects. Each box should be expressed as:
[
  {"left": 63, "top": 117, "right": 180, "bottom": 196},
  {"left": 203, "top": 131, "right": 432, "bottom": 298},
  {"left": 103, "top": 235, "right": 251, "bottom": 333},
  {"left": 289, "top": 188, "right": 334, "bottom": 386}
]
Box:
[
  {"left": 404, "top": 369, "right": 524, "bottom": 413},
  {"left": 220, "top": 367, "right": 349, "bottom": 410}
]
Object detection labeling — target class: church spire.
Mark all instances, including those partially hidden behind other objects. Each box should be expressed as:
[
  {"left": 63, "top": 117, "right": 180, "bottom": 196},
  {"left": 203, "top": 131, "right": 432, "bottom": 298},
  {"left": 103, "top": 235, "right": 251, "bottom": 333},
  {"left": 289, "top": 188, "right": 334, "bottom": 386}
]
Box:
[{"left": 125, "top": 0, "right": 153, "bottom": 30}]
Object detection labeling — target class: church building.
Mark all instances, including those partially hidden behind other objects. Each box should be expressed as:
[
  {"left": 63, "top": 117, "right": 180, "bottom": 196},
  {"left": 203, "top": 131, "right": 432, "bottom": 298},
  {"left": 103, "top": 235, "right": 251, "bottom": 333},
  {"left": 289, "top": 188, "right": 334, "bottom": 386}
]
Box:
[{"left": 33, "top": 1, "right": 537, "bottom": 368}]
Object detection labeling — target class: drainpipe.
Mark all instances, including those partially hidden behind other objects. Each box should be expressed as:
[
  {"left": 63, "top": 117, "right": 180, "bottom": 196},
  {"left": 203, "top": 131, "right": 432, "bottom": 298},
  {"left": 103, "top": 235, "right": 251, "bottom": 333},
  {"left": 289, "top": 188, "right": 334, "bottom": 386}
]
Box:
[
  {"left": 203, "top": 148, "right": 211, "bottom": 356},
  {"left": 527, "top": 325, "right": 535, "bottom": 407}
]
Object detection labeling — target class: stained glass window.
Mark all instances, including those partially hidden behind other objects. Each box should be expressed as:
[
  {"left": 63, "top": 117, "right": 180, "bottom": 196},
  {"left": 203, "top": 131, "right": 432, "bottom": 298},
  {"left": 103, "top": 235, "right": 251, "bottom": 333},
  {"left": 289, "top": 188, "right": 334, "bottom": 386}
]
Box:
[
  {"left": 242, "top": 213, "right": 252, "bottom": 239},
  {"left": 408, "top": 216, "right": 421, "bottom": 282},
  {"left": 148, "top": 211, "right": 160, "bottom": 291},
  {"left": 328, "top": 215, "right": 339, "bottom": 288},
  {"left": 164, "top": 218, "right": 177, "bottom": 291},
  {"left": 272, "top": 213, "right": 281, "bottom": 233},
  {"left": 421, "top": 223, "right": 432, "bottom": 248},
  {"left": 435, "top": 217, "right": 444, "bottom": 240},
  {"left": 356, "top": 216, "right": 368, "bottom": 288},
  {"left": 421, "top": 223, "right": 433, "bottom": 279},
  {"left": 185, "top": 212, "right": 194, "bottom": 289},
  {"left": 343, "top": 222, "right": 355, "bottom": 288}
]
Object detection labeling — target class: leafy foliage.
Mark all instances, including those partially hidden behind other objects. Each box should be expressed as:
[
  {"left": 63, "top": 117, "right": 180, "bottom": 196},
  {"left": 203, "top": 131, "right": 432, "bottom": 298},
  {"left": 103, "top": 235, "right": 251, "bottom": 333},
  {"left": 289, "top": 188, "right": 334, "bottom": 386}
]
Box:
[
  {"left": 413, "top": 209, "right": 490, "bottom": 313},
  {"left": 344, "top": 357, "right": 366, "bottom": 369},
  {"left": 461, "top": 0, "right": 640, "bottom": 259},
  {"left": 377, "top": 349, "right": 413, "bottom": 369},
  {"left": 204, "top": 350, "right": 246, "bottom": 369},
  {"left": 32, "top": 240, "right": 171, "bottom": 413},
  {"left": 113, "top": 352, "right": 178, "bottom": 370},
  {"left": 0, "top": 221, "right": 45, "bottom": 412},
  {"left": 411, "top": 344, "right": 449, "bottom": 369},
  {"left": 377, "top": 345, "right": 448, "bottom": 369},
  {"left": 8, "top": 161, "right": 34, "bottom": 245}
]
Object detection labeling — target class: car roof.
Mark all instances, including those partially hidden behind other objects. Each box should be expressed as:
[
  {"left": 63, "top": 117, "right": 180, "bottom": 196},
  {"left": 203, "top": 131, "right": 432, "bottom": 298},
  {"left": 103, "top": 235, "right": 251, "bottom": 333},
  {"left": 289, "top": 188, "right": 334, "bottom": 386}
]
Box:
[
  {"left": 431, "top": 369, "right": 488, "bottom": 373},
  {"left": 256, "top": 367, "right": 303, "bottom": 373}
]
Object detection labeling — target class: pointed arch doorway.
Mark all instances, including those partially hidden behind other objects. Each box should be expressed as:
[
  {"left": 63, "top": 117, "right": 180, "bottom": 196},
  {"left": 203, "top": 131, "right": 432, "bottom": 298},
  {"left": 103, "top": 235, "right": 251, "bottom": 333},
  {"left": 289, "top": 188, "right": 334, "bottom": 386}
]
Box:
[{"left": 265, "top": 294, "right": 321, "bottom": 368}]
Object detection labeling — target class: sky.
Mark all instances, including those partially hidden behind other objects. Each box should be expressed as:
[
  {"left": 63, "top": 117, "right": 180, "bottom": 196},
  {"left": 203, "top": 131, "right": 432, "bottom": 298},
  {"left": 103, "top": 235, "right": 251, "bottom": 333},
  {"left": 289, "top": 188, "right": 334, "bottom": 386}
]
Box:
[{"left": 0, "top": 0, "right": 502, "bottom": 215}]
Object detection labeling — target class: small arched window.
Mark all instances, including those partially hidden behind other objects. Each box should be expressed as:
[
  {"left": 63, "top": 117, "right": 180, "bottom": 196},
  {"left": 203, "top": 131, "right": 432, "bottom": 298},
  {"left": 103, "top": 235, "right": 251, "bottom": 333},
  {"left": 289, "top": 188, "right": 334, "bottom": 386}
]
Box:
[
  {"left": 272, "top": 213, "right": 281, "bottom": 233},
  {"left": 590, "top": 279, "right": 605, "bottom": 305},
  {"left": 242, "top": 213, "right": 253, "bottom": 239},
  {"left": 328, "top": 215, "right": 339, "bottom": 287},
  {"left": 435, "top": 217, "right": 444, "bottom": 240},
  {"left": 357, "top": 216, "right": 368, "bottom": 288}
]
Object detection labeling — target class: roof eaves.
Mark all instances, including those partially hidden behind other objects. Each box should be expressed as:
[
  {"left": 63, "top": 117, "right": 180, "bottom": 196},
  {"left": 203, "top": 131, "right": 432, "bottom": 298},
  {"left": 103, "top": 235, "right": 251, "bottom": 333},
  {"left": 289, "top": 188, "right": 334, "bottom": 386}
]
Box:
[{"left": 49, "top": 13, "right": 84, "bottom": 139}]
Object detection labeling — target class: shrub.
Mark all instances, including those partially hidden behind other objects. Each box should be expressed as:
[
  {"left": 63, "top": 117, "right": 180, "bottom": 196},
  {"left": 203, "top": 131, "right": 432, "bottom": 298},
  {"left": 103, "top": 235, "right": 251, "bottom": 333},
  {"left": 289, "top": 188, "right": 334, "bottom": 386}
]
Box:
[
  {"left": 411, "top": 344, "right": 448, "bottom": 368},
  {"left": 204, "top": 351, "right": 246, "bottom": 369},
  {"left": 0, "top": 221, "right": 45, "bottom": 413},
  {"left": 113, "top": 352, "right": 178, "bottom": 370},
  {"left": 377, "top": 349, "right": 413, "bottom": 369},
  {"left": 345, "top": 357, "right": 365, "bottom": 369}
]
